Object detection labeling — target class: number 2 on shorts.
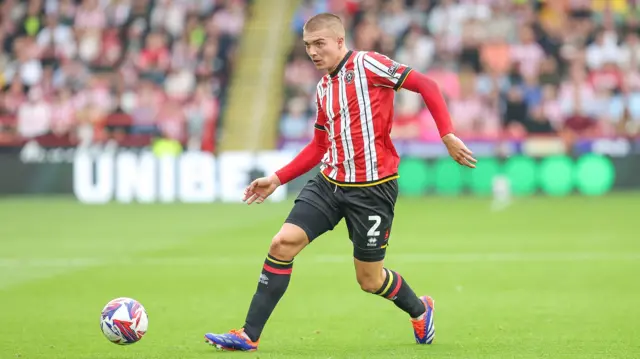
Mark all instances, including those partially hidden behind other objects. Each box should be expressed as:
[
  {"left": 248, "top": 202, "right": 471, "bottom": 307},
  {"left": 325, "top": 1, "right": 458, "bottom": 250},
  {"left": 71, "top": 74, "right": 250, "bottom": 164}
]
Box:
[{"left": 367, "top": 215, "right": 381, "bottom": 237}]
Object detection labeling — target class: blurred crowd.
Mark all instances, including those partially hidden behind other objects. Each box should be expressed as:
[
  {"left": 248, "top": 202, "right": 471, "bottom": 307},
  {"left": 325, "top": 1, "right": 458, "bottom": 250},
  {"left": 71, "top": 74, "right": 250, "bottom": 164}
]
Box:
[
  {"left": 0, "top": 0, "right": 248, "bottom": 150},
  {"left": 280, "top": 0, "right": 640, "bottom": 143}
]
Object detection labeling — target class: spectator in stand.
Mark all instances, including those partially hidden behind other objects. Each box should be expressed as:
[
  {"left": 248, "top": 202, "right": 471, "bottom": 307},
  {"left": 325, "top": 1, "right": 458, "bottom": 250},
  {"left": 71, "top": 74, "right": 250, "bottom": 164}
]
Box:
[
  {"left": 13, "top": 37, "right": 44, "bottom": 87},
  {"left": 540, "top": 84, "right": 563, "bottom": 128},
  {"left": 36, "top": 14, "right": 76, "bottom": 60},
  {"left": 395, "top": 25, "right": 435, "bottom": 74},
  {"left": 521, "top": 74, "right": 543, "bottom": 108},
  {"left": 589, "top": 61, "right": 624, "bottom": 94},
  {"left": 620, "top": 32, "right": 640, "bottom": 71},
  {"left": 504, "top": 85, "right": 529, "bottom": 138},
  {"left": 137, "top": 31, "right": 171, "bottom": 83},
  {"left": 523, "top": 105, "right": 557, "bottom": 136},
  {"left": 280, "top": 96, "right": 312, "bottom": 140},
  {"left": 75, "top": 0, "right": 107, "bottom": 31},
  {"left": 511, "top": 26, "right": 545, "bottom": 79},
  {"left": 49, "top": 87, "right": 76, "bottom": 137},
  {"left": 610, "top": 91, "right": 640, "bottom": 136},
  {"left": 185, "top": 81, "right": 218, "bottom": 146},
  {"left": 17, "top": 87, "right": 50, "bottom": 139},
  {"left": 586, "top": 30, "right": 621, "bottom": 70},
  {"left": 559, "top": 62, "right": 596, "bottom": 119},
  {"left": 284, "top": 51, "right": 318, "bottom": 96},
  {"left": 449, "top": 69, "right": 488, "bottom": 138},
  {"left": 157, "top": 99, "right": 185, "bottom": 141},
  {"left": 378, "top": 0, "right": 411, "bottom": 39},
  {"left": 538, "top": 56, "right": 561, "bottom": 87},
  {"left": 3, "top": 80, "right": 26, "bottom": 116},
  {"left": 129, "top": 80, "right": 161, "bottom": 135},
  {"left": 0, "top": 0, "right": 248, "bottom": 150},
  {"left": 559, "top": 62, "right": 603, "bottom": 139}
]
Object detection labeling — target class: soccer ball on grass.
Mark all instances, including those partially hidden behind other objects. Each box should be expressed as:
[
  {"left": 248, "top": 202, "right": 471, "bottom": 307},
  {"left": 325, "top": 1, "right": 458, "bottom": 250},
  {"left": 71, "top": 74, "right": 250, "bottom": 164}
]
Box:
[{"left": 100, "top": 297, "right": 148, "bottom": 345}]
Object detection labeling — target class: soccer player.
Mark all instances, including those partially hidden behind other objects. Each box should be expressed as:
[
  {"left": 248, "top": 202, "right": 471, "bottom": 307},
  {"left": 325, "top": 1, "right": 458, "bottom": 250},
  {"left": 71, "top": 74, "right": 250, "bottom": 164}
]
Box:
[{"left": 205, "top": 13, "right": 477, "bottom": 351}]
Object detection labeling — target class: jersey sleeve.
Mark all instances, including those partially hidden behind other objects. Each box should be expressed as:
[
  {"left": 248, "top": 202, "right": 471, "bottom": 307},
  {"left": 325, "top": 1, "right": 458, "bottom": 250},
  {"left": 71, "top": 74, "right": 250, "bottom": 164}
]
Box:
[
  {"left": 362, "top": 51, "right": 412, "bottom": 91},
  {"left": 275, "top": 91, "right": 329, "bottom": 185}
]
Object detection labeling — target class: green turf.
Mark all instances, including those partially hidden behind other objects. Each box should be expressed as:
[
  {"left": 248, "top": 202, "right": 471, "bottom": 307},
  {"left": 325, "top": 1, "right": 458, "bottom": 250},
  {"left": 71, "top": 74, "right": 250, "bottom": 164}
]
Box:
[{"left": 0, "top": 195, "right": 639, "bottom": 358}]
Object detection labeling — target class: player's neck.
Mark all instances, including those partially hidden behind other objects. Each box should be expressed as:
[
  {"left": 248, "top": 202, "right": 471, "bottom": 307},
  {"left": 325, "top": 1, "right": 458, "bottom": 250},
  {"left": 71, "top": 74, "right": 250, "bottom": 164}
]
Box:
[{"left": 327, "top": 48, "right": 350, "bottom": 75}]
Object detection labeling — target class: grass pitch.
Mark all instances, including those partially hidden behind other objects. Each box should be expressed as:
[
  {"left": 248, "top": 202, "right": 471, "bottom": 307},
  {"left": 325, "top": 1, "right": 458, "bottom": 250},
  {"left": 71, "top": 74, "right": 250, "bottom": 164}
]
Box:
[{"left": 0, "top": 194, "right": 639, "bottom": 358}]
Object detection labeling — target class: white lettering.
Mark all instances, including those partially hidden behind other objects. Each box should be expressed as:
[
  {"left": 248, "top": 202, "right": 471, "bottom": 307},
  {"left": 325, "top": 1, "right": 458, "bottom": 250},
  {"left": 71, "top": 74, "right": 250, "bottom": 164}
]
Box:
[
  {"left": 218, "top": 152, "right": 252, "bottom": 203},
  {"left": 592, "top": 139, "right": 630, "bottom": 157},
  {"left": 178, "top": 152, "right": 215, "bottom": 203},
  {"left": 115, "top": 151, "right": 156, "bottom": 203},
  {"left": 73, "top": 151, "right": 114, "bottom": 204},
  {"left": 158, "top": 156, "right": 176, "bottom": 202},
  {"left": 72, "top": 151, "right": 294, "bottom": 204}
]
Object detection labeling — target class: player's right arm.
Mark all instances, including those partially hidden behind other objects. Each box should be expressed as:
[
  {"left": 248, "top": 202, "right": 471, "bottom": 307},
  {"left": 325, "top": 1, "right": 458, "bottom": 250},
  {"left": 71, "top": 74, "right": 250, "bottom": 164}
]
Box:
[
  {"left": 272, "top": 126, "right": 328, "bottom": 184},
  {"left": 243, "top": 94, "right": 329, "bottom": 205}
]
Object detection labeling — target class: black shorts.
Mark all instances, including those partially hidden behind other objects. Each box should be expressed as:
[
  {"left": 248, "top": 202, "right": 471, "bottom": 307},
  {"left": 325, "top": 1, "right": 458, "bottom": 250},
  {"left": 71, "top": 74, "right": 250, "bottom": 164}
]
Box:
[{"left": 285, "top": 173, "right": 398, "bottom": 262}]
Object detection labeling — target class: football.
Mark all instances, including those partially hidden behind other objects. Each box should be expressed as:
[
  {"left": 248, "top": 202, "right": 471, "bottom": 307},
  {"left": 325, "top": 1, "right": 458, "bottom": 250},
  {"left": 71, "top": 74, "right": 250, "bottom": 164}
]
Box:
[{"left": 100, "top": 297, "right": 148, "bottom": 345}]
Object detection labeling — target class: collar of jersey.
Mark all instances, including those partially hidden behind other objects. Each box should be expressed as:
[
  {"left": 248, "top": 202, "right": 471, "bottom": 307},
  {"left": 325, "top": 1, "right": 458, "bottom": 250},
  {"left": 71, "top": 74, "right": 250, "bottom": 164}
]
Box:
[{"left": 329, "top": 50, "right": 353, "bottom": 78}]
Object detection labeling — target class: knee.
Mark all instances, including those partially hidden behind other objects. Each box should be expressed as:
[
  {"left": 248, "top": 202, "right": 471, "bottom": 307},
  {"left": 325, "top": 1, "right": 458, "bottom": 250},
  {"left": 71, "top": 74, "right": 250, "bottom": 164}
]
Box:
[
  {"left": 268, "top": 231, "right": 306, "bottom": 260},
  {"left": 357, "top": 272, "right": 385, "bottom": 293}
]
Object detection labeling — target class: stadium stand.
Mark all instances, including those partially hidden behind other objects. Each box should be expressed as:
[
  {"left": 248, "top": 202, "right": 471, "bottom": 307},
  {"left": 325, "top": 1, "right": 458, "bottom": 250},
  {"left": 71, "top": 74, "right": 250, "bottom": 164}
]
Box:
[
  {"left": 280, "top": 0, "right": 640, "bottom": 148},
  {"left": 0, "top": 0, "right": 250, "bottom": 152}
]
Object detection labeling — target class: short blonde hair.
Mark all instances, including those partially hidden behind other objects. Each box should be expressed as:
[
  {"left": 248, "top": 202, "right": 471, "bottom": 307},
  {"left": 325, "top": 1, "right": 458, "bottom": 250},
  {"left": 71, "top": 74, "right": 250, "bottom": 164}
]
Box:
[{"left": 303, "top": 13, "right": 345, "bottom": 37}]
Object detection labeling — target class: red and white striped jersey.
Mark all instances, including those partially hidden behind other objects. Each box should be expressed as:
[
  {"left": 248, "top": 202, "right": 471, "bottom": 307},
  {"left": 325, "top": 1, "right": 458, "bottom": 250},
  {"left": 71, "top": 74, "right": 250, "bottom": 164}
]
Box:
[{"left": 314, "top": 50, "right": 412, "bottom": 185}]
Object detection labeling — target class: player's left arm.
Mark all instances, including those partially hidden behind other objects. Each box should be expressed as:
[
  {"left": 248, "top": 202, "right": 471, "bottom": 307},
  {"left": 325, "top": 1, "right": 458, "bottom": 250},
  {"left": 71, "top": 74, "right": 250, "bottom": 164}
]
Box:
[
  {"left": 362, "top": 51, "right": 412, "bottom": 91},
  {"left": 363, "top": 52, "right": 456, "bottom": 139},
  {"left": 363, "top": 52, "right": 475, "bottom": 167},
  {"left": 399, "top": 68, "right": 477, "bottom": 169}
]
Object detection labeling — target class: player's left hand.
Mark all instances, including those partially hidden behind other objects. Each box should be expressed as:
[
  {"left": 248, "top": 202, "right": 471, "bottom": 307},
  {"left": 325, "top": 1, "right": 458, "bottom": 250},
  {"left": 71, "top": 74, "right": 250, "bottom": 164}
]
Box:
[{"left": 442, "top": 133, "right": 477, "bottom": 168}]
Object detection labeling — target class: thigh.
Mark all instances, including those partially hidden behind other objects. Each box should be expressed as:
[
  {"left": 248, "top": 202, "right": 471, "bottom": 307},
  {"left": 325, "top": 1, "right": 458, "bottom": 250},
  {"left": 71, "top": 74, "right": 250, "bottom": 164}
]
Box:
[
  {"left": 285, "top": 174, "right": 343, "bottom": 242},
  {"left": 342, "top": 179, "right": 398, "bottom": 262}
]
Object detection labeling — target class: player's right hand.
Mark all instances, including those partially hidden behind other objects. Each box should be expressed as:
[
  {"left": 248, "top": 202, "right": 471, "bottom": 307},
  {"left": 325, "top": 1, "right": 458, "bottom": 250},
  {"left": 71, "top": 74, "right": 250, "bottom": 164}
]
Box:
[
  {"left": 442, "top": 133, "right": 477, "bottom": 168},
  {"left": 243, "top": 174, "right": 282, "bottom": 205}
]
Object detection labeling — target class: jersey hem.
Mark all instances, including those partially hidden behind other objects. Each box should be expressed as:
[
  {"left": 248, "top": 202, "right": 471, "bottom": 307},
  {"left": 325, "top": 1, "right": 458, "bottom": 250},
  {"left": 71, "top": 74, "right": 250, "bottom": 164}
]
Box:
[{"left": 321, "top": 172, "right": 399, "bottom": 187}]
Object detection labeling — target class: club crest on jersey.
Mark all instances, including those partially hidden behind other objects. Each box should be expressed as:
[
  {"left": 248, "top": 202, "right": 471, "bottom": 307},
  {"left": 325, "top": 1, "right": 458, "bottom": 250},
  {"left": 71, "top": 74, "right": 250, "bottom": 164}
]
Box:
[{"left": 344, "top": 70, "right": 355, "bottom": 84}]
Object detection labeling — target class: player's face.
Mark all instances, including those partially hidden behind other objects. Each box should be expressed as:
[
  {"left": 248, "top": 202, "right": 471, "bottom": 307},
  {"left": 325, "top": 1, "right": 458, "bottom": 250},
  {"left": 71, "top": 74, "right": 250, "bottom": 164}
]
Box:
[{"left": 303, "top": 28, "right": 343, "bottom": 71}]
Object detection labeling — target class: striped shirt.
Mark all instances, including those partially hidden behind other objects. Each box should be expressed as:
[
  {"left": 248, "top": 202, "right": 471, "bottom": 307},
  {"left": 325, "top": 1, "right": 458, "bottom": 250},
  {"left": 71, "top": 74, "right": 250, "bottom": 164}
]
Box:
[{"left": 314, "top": 50, "right": 411, "bottom": 185}]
